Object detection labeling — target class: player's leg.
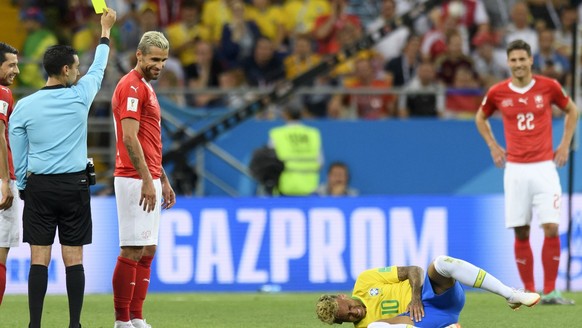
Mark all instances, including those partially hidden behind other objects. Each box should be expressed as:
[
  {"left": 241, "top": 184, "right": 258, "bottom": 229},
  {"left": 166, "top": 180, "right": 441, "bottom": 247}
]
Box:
[
  {"left": 28, "top": 245, "right": 51, "bottom": 328},
  {"left": 129, "top": 179, "right": 161, "bottom": 328},
  {"left": 0, "top": 180, "right": 20, "bottom": 305},
  {"left": 62, "top": 246, "right": 85, "bottom": 328},
  {"left": 130, "top": 245, "right": 156, "bottom": 328},
  {"left": 505, "top": 162, "right": 535, "bottom": 292},
  {"left": 0, "top": 247, "right": 8, "bottom": 305},
  {"left": 430, "top": 255, "right": 540, "bottom": 309},
  {"left": 532, "top": 162, "right": 574, "bottom": 305},
  {"left": 113, "top": 177, "right": 160, "bottom": 328}
]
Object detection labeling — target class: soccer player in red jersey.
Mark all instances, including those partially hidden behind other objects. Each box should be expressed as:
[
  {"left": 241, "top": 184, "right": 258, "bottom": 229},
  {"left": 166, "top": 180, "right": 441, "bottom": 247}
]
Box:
[
  {"left": 475, "top": 39, "right": 578, "bottom": 305},
  {"left": 0, "top": 42, "right": 19, "bottom": 307},
  {"left": 111, "top": 31, "right": 176, "bottom": 328}
]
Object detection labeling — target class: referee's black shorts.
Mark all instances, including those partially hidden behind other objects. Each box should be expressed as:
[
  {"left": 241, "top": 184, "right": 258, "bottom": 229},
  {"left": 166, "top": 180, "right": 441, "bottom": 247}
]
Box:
[{"left": 23, "top": 171, "right": 92, "bottom": 246}]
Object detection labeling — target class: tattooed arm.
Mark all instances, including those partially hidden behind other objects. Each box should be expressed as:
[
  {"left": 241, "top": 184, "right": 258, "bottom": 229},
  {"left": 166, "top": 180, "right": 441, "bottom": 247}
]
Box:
[{"left": 121, "top": 117, "right": 156, "bottom": 212}]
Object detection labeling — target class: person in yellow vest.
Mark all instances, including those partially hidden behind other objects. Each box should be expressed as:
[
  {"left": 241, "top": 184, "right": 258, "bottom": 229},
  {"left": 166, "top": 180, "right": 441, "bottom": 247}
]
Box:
[{"left": 268, "top": 103, "right": 323, "bottom": 196}]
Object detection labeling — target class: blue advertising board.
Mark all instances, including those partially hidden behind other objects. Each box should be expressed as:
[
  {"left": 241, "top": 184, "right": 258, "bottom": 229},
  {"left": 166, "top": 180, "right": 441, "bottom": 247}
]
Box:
[{"left": 6, "top": 195, "right": 582, "bottom": 294}]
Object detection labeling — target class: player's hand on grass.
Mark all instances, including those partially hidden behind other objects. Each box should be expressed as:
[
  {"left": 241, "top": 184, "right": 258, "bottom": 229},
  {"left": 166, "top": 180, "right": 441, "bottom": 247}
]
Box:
[{"left": 406, "top": 296, "right": 424, "bottom": 323}]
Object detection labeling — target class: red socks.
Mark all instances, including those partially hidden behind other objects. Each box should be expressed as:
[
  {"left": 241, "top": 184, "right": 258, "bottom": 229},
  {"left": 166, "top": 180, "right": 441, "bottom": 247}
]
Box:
[
  {"left": 514, "top": 238, "right": 535, "bottom": 292},
  {"left": 130, "top": 256, "right": 154, "bottom": 320},
  {"left": 542, "top": 236, "right": 561, "bottom": 294},
  {"left": 0, "top": 263, "right": 6, "bottom": 306},
  {"left": 112, "top": 256, "right": 138, "bottom": 322}
]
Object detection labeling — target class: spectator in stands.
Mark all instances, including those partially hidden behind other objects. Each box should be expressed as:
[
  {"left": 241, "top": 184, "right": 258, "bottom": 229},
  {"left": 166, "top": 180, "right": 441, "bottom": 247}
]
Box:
[
  {"left": 384, "top": 34, "right": 421, "bottom": 88},
  {"left": 555, "top": 5, "right": 577, "bottom": 59},
  {"left": 471, "top": 32, "right": 509, "bottom": 88},
  {"left": 533, "top": 29, "right": 570, "bottom": 86},
  {"left": 367, "top": 0, "right": 410, "bottom": 63},
  {"left": 316, "top": 161, "right": 358, "bottom": 196},
  {"left": 504, "top": 2, "right": 539, "bottom": 54},
  {"left": 445, "top": 66, "right": 483, "bottom": 118},
  {"left": 398, "top": 61, "right": 445, "bottom": 118},
  {"left": 441, "top": 0, "right": 490, "bottom": 38},
  {"left": 18, "top": 7, "right": 58, "bottom": 89},
  {"left": 187, "top": 40, "right": 225, "bottom": 107},
  {"left": 312, "top": 0, "right": 362, "bottom": 55},
  {"left": 268, "top": 102, "right": 322, "bottom": 196},
  {"left": 527, "top": 0, "right": 562, "bottom": 31},
  {"left": 284, "top": 34, "right": 320, "bottom": 79},
  {"left": 283, "top": 0, "right": 330, "bottom": 39},
  {"left": 347, "top": 0, "right": 382, "bottom": 27},
  {"left": 218, "top": 67, "right": 250, "bottom": 109},
  {"left": 247, "top": 0, "right": 285, "bottom": 50},
  {"left": 165, "top": 0, "right": 210, "bottom": 81},
  {"left": 203, "top": 0, "right": 245, "bottom": 45},
  {"left": 435, "top": 31, "right": 477, "bottom": 86},
  {"left": 241, "top": 37, "right": 286, "bottom": 87},
  {"left": 483, "top": 0, "right": 517, "bottom": 36},
  {"left": 420, "top": 7, "right": 468, "bottom": 62},
  {"left": 219, "top": 0, "right": 262, "bottom": 68},
  {"left": 341, "top": 57, "right": 395, "bottom": 119},
  {"left": 117, "top": 2, "right": 161, "bottom": 56}
]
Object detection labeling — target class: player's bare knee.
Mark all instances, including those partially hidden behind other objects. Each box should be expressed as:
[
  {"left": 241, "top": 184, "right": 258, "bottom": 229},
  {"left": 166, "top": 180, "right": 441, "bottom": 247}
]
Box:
[
  {"left": 542, "top": 223, "right": 559, "bottom": 237},
  {"left": 120, "top": 245, "right": 145, "bottom": 261}
]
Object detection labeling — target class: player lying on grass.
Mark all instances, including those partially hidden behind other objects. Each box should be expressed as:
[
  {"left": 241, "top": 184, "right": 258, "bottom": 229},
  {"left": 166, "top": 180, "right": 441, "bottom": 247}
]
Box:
[{"left": 316, "top": 255, "right": 540, "bottom": 327}]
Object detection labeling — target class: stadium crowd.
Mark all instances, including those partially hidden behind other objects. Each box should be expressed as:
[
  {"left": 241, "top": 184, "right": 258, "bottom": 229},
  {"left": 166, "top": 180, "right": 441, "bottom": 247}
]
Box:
[{"left": 10, "top": 0, "right": 582, "bottom": 120}]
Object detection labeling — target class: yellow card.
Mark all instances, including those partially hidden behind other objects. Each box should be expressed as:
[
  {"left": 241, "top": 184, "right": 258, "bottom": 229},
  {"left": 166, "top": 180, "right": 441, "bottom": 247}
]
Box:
[{"left": 91, "top": 0, "right": 107, "bottom": 14}]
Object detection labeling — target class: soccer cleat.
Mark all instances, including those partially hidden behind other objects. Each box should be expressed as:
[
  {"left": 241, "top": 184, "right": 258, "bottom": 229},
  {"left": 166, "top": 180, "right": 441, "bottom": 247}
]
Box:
[
  {"left": 507, "top": 288, "right": 541, "bottom": 310},
  {"left": 444, "top": 324, "right": 462, "bottom": 328},
  {"left": 131, "top": 318, "right": 152, "bottom": 328},
  {"left": 113, "top": 321, "right": 135, "bottom": 328},
  {"left": 540, "top": 290, "right": 575, "bottom": 305}
]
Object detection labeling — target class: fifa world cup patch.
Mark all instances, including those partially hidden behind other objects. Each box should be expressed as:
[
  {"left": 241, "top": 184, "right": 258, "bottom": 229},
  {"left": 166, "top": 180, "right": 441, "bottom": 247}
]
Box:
[
  {"left": 127, "top": 97, "right": 139, "bottom": 112},
  {"left": 369, "top": 288, "right": 379, "bottom": 296},
  {"left": 0, "top": 100, "right": 8, "bottom": 115}
]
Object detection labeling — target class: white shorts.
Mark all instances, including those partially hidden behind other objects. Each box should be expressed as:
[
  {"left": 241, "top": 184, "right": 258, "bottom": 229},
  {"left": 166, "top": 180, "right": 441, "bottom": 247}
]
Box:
[
  {"left": 504, "top": 161, "right": 561, "bottom": 228},
  {"left": 114, "top": 177, "right": 162, "bottom": 247},
  {"left": 0, "top": 180, "right": 20, "bottom": 248}
]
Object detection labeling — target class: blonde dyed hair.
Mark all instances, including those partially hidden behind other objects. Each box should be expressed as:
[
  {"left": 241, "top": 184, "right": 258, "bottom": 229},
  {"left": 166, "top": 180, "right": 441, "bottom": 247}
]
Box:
[
  {"left": 316, "top": 294, "right": 339, "bottom": 325},
  {"left": 138, "top": 31, "right": 170, "bottom": 54}
]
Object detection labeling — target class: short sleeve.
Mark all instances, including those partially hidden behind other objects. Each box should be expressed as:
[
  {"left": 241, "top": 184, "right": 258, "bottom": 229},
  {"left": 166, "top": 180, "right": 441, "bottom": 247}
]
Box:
[
  {"left": 479, "top": 88, "right": 497, "bottom": 117},
  {"left": 550, "top": 78, "right": 570, "bottom": 110},
  {"left": 0, "top": 87, "right": 13, "bottom": 125},
  {"left": 116, "top": 81, "right": 144, "bottom": 122}
]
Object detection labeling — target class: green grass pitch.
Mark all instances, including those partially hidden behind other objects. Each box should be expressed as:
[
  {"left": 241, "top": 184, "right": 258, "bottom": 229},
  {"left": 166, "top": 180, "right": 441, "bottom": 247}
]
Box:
[{"left": 1, "top": 291, "right": 580, "bottom": 327}]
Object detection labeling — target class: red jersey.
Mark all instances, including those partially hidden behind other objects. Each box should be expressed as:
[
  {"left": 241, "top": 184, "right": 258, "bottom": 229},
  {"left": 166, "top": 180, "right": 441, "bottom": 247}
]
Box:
[
  {"left": 0, "top": 86, "right": 15, "bottom": 180},
  {"left": 112, "top": 70, "right": 162, "bottom": 179},
  {"left": 480, "top": 75, "right": 569, "bottom": 163}
]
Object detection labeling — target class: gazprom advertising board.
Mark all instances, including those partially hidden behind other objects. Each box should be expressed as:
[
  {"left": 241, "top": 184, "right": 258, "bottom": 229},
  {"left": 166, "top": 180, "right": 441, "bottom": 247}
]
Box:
[{"left": 6, "top": 195, "right": 582, "bottom": 294}]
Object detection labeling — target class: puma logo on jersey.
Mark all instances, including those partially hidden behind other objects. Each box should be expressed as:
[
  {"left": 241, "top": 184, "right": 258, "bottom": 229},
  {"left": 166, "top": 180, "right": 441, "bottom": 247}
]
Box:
[
  {"left": 518, "top": 97, "right": 528, "bottom": 105},
  {"left": 130, "top": 85, "right": 139, "bottom": 93}
]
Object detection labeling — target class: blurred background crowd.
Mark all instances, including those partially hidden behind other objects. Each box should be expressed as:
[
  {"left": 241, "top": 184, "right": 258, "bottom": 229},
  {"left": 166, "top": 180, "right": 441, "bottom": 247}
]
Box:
[
  {"left": 6, "top": 0, "right": 582, "bottom": 119},
  {"left": 3, "top": 0, "right": 582, "bottom": 195}
]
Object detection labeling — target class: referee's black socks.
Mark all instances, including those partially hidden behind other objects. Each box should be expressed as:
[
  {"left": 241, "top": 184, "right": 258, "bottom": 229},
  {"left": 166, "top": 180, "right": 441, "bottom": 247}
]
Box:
[
  {"left": 66, "top": 264, "right": 85, "bottom": 328},
  {"left": 28, "top": 264, "right": 48, "bottom": 328}
]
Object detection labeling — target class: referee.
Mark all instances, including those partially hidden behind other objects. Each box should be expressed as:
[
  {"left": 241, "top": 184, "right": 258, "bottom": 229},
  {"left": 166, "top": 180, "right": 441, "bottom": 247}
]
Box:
[{"left": 8, "top": 9, "right": 116, "bottom": 328}]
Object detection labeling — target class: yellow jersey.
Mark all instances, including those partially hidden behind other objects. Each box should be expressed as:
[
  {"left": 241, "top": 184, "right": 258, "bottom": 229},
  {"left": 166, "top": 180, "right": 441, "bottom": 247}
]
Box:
[{"left": 351, "top": 266, "right": 413, "bottom": 328}]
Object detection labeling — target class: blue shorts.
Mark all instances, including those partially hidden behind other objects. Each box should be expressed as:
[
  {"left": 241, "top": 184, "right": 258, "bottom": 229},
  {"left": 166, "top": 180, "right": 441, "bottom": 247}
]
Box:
[{"left": 400, "top": 271, "right": 465, "bottom": 328}]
